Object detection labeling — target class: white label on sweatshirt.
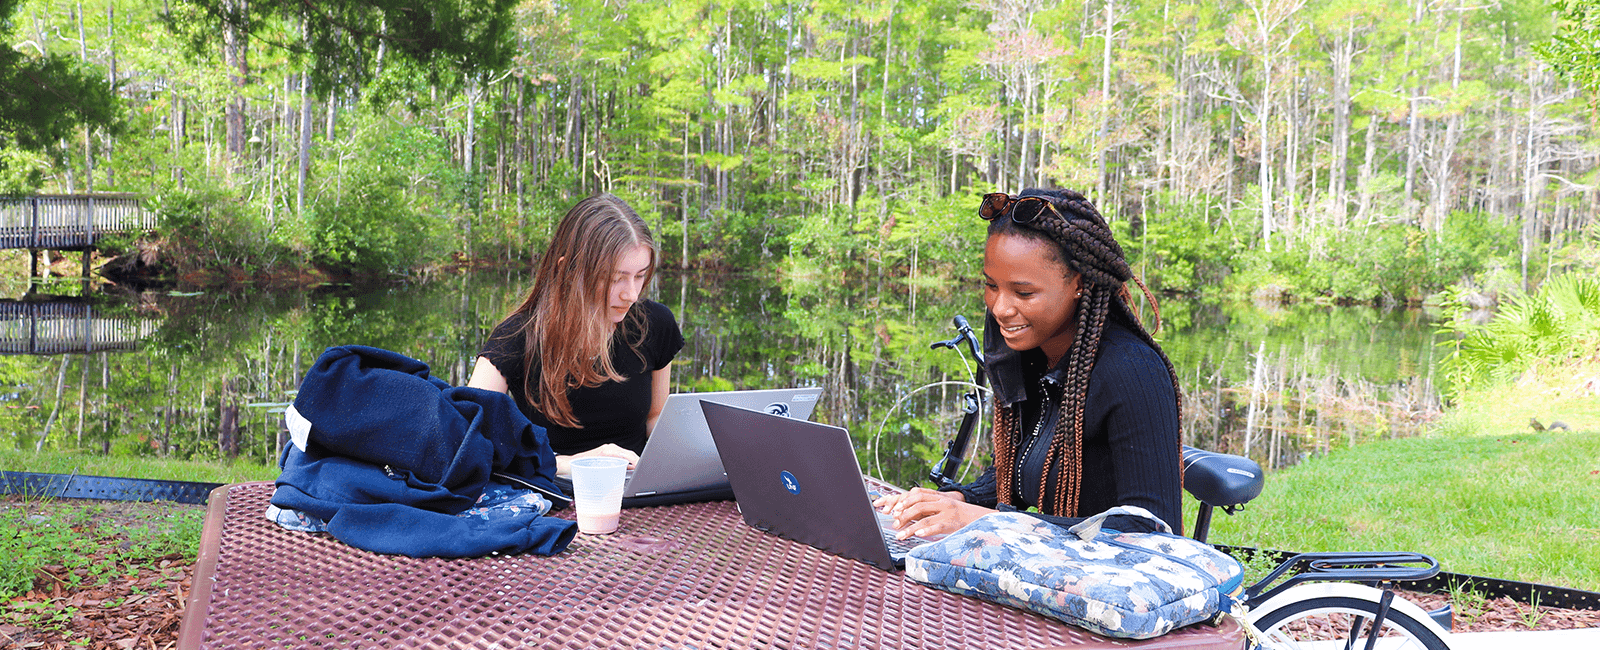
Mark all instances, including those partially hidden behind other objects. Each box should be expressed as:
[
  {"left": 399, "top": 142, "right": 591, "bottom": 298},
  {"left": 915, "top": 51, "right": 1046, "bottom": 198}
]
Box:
[{"left": 285, "top": 404, "right": 312, "bottom": 452}]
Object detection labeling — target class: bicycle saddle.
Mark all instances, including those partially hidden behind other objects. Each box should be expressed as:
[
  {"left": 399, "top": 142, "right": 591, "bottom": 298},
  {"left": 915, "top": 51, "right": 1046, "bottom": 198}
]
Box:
[{"left": 1181, "top": 446, "right": 1264, "bottom": 509}]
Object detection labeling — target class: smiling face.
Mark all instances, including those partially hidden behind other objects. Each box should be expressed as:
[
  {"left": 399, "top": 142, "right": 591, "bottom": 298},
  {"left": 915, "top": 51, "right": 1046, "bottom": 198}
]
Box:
[
  {"left": 607, "top": 243, "right": 653, "bottom": 323},
  {"left": 983, "top": 233, "right": 1082, "bottom": 365}
]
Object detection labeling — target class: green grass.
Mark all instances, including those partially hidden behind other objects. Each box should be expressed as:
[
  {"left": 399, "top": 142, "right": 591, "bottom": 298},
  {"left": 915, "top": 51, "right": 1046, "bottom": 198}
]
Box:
[
  {"left": 1435, "top": 360, "right": 1600, "bottom": 436},
  {"left": 0, "top": 451, "right": 272, "bottom": 603},
  {"left": 1194, "top": 428, "right": 1600, "bottom": 592},
  {"left": 1, "top": 497, "right": 205, "bottom": 601},
  {"left": 0, "top": 448, "right": 280, "bottom": 483},
  {"left": 1190, "top": 357, "right": 1600, "bottom": 592}
]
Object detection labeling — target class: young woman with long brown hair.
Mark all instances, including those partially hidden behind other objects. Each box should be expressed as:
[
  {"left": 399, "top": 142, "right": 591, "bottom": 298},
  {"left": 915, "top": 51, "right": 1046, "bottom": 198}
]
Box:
[
  {"left": 468, "top": 194, "right": 683, "bottom": 476},
  {"left": 877, "top": 188, "right": 1184, "bottom": 537}
]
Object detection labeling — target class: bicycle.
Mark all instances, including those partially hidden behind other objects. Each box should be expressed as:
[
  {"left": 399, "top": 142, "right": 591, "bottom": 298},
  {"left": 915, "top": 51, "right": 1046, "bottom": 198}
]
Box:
[{"left": 925, "top": 314, "right": 1454, "bottom": 650}]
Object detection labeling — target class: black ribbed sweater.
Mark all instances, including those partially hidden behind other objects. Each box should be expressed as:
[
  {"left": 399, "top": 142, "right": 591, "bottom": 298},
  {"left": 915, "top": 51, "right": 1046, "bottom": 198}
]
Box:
[{"left": 946, "top": 315, "right": 1184, "bottom": 535}]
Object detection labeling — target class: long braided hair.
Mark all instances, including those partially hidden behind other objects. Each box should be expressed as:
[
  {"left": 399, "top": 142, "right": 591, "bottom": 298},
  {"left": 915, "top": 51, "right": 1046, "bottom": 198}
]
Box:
[{"left": 987, "top": 188, "right": 1182, "bottom": 516}]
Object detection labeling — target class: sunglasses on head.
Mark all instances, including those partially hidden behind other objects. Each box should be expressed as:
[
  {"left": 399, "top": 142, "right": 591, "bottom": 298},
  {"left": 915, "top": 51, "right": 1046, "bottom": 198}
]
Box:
[{"left": 979, "top": 193, "right": 1061, "bottom": 224}]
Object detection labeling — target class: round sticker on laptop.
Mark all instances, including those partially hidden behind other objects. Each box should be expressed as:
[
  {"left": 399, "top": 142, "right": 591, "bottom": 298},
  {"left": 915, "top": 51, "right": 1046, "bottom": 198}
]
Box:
[
  {"left": 764, "top": 402, "right": 791, "bottom": 417},
  {"left": 780, "top": 470, "right": 801, "bottom": 495}
]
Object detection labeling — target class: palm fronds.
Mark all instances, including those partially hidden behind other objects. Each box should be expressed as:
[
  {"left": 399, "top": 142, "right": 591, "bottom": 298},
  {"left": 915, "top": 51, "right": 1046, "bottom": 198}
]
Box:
[{"left": 1440, "top": 273, "right": 1600, "bottom": 395}]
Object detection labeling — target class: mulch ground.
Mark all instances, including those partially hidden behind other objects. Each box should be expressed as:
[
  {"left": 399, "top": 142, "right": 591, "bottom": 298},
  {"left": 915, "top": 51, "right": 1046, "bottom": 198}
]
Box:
[
  {"left": 1403, "top": 590, "right": 1600, "bottom": 633},
  {"left": 4, "top": 559, "right": 190, "bottom": 649},
  {"left": 3, "top": 499, "right": 1597, "bottom": 648}
]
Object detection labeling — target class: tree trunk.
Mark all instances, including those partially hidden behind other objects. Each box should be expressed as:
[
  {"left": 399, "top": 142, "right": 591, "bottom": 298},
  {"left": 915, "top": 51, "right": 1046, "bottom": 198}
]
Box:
[
  {"left": 514, "top": 77, "right": 526, "bottom": 258},
  {"left": 1428, "top": 14, "right": 1465, "bottom": 234},
  {"left": 1256, "top": 6, "right": 1276, "bottom": 253},
  {"left": 223, "top": 0, "right": 250, "bottom": 177},
  {"left": 1283, "top": 72, "right": 1298, "bottom": 250},
  {"left": 1327, "top": 22, "right": 1354, "bottom": 229},
  {"left": 1357, "top": 113, "right": 1379, "bottom": 224},
  {"left": 105, "top": 2, "right": 116, "bottom": 188},
  {"left": 1520, "top": 63, "right": 1541, "bottom": 291},
  {"left": 1401, "top": 0, "right": 1426, "bottom": 216},
  {"left": 218, "top": 400, "right": 240, "bottom": 458},
  {"left": 37, "top": 357, "right": 71, "bottom": 452},
  {"left": 297, "top": 20, "right": 314, "bottom": 218},
  {"left": 76, "top": 2, "right": 95, "bottom": 192},
  {"left": 681, "top": 116, "right": 691, "bottom": 269},
  {"left": 1096, "top": 0, "right": 1114, "bottom": 199},
  {"left": 77, "top": 354, "right": 87, "bottom": 443}
]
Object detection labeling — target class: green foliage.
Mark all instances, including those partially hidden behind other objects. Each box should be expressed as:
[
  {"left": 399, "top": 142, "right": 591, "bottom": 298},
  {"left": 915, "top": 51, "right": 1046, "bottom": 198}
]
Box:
[
  {"left": 1537, "top": 0, "right": 1600, "bottom": 115},
  {"left": 1225, "top": 212, "right": 1519, "bottom": 303},
  {"left": 1440, "top": 272, "right": 1600, "bottom": 394},
  {"left": 0, "top": 149, "right": 49, "bottom": 194},
  {"left": 0, "top": 499, "right": 204, "bottom": 600},
  {"left": 783, "top": 186, "right": 986, "bottom": 279},
  {"left": 165, "top": 0, "right": 518, "bottom": 99},
  {"left": 156, "top": 182, "right": 293, "bottom": 273},
  {"left": 0, "top": 0, "right": 121, "bottom": 176},
  {"left": 1117, "top": 197, "right": 1246, "bottom": 293},
  {"left": 302, "top": 120, "right": 456, "bottom": 273},
  {"left": 7, "top": 0, "right": 1587, "bottom": 290}
]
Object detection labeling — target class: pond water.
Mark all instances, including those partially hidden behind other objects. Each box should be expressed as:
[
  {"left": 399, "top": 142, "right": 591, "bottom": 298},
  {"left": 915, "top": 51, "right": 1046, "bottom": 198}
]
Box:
[{"left": 2, "top": 272, "right": 1445, "bottom": 488}]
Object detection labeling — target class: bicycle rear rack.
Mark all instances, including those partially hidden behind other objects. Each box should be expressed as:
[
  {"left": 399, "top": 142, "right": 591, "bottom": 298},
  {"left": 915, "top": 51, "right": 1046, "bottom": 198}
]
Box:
[{"left": 1244, "top": 551, "right": 1441, "bottom": 606}]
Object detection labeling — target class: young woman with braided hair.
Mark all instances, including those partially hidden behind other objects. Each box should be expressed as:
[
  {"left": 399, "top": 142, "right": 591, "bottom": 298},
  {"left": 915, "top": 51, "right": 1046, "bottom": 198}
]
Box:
[{"left": 876, "top": 188, "right": 1184, "bottom": 537}]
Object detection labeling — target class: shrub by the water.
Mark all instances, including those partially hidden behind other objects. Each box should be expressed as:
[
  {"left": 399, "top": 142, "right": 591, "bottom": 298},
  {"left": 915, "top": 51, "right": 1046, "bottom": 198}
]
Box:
[{"left": 1441, "top": 272, "right": 1600, "bottom": 396}]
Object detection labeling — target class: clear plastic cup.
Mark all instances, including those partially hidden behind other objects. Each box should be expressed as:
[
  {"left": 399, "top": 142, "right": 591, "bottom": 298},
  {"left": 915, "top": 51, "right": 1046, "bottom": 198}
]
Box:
[{"left": 569, "top": 456, "right": 628, "bottom": 534}]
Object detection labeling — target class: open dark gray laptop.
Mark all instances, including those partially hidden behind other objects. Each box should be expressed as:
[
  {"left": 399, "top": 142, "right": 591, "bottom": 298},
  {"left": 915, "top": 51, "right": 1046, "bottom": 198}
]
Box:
[
  {"left": 700, "top": 400, "right": 934, "bottom": 571},
  {"left": 623, "top": 388, "right": 822, "bottom": 498}
]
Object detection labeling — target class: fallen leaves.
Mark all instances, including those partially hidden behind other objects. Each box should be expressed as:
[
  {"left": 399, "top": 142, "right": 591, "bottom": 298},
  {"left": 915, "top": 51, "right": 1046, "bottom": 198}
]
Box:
[
  {"left": 4, "top": 559, "right": 191, "bottom": 649},
  {"left": 3, "top": 495, "right": 200, "bottom": 650}
]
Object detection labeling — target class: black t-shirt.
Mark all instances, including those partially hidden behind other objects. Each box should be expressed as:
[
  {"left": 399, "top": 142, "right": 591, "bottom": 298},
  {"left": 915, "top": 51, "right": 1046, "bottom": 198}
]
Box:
[{"left": 478, "top": 300, "right": 684, "bottom": 456}]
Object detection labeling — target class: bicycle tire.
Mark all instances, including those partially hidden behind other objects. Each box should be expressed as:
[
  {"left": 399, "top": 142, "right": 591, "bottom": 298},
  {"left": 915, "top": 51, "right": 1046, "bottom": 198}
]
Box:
[{"left": 1251, "top": 595, "right": 1450, "bottom": 650}]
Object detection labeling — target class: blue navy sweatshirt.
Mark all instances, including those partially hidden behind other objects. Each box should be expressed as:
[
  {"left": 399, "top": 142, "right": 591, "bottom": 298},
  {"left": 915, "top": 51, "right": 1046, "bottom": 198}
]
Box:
[{"left": 271, "top": 345, "right": 577, "bottom": 557}]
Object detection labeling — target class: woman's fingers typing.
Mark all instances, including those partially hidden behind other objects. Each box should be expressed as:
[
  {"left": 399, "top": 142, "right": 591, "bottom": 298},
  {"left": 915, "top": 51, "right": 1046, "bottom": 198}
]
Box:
[
  {"left": 580, "top": 443, "right": 640, "bottom": 467},
  {"left": 878, "top": 487, "right": 983, "bottom": 539}
]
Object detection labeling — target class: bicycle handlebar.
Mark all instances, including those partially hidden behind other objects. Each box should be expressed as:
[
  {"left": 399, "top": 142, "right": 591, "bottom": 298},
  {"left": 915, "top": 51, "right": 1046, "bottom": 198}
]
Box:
[{"left": 928, "top": 314, "right": 983, "bottom": 359}]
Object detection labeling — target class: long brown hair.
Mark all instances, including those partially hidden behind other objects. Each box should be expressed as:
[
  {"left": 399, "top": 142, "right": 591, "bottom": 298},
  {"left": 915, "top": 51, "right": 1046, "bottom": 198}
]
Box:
[
  {"left": 506, "top": 194, "right": 660, "bottom": 428},
  {"left": 987, "top": 188, "right": 1181, "bottom": 516}
]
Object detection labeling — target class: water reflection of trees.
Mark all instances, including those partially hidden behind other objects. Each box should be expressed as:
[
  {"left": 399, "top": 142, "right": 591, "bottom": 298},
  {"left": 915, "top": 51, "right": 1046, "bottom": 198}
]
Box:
[
  {"left": 1183, "top": 351, "right": 1443, "bottom": 472},
  {"left": 5, "top": 274, "right": 1443, "bottom": 488}
]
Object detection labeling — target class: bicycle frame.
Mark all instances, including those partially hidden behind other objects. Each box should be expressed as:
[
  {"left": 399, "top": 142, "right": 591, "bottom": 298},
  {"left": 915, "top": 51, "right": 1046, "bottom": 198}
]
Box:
[{"left": 926, "top": 315, "right": 986, "bottom": 490}]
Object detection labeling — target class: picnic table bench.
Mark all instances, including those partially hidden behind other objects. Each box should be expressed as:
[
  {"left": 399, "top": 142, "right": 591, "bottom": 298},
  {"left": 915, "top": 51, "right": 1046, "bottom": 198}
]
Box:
[{"left": 177, "top": 482, "right": 1244, "bottom": 649}]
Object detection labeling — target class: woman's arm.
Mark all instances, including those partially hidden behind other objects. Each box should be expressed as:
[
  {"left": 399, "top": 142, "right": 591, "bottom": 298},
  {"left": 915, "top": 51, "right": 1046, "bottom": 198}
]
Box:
[
  {"left": 646, "top": 363, "right": 672, "bottom": 434},
  {"left": 469, "top": 355, "right": 641, "bottom": 474},
  {"left": 466, "top": 356, "right": 509, "bottom": 393},
  {"left": 1049, "top": 334, "right": 1183, "bottom": 534},
  {"left": 942, "top": 465, "right": 999, "bottom": 507}
]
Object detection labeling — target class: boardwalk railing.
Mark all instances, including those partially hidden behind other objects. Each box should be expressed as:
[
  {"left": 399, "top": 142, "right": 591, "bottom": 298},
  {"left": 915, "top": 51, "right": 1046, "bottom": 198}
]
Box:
[
  {"left": 0, "top": 302, "right": 159, "bottom": 354},
  {"left": 0, "top": 194, "right": 154, "bottom": 250}
]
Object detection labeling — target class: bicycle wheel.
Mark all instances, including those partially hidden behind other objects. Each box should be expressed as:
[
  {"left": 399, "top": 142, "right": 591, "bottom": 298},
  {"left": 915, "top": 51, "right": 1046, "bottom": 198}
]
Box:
[{"left": 1251, "top": 595, "right": 1450, "bottom": 650}]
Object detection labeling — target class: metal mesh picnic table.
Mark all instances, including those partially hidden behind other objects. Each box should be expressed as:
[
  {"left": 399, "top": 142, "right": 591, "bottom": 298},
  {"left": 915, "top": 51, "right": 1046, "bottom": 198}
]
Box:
[{"left": 177, "top": 482, "right": 1245, "bottom": 649}]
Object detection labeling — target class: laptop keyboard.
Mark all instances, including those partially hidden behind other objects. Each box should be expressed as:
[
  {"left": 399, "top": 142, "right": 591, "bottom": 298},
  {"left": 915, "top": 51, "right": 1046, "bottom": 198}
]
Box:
[
  {"left": 864, "top": 483, "right": 939, "bottom": 556},
  {"left": 874, "top": 510, "right": 927, "bottom": 554}
]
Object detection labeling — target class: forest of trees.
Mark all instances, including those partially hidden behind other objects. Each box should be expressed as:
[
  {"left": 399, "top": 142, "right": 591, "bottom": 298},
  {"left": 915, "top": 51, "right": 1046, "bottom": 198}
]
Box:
[{"left": 4, "top": 0, "right": 1599, "bottom": 302}]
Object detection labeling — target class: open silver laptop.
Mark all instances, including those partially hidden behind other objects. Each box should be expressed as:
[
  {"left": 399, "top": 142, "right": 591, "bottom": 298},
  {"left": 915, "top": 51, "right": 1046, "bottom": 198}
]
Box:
[
  {"left": 700, "top": 400, "right": 935, "bottom": 571},
  {"left": 623, "top": 388, "right": 822, "bottom": 498}
]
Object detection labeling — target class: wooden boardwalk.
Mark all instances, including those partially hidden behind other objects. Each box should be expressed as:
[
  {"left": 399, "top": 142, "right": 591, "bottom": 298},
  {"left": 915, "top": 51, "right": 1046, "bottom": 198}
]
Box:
[
  {"left": 0, "top": 301, "right": 158, "bottom": 354},
  {"left": 0, "top": 194, "right": 154, "bottom": 250}
]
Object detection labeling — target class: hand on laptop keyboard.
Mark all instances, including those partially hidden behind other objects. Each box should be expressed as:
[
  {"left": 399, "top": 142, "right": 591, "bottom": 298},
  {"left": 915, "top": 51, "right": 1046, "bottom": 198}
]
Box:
[{"left": 873, "top": 486, "right": 983, "bottom": 542}]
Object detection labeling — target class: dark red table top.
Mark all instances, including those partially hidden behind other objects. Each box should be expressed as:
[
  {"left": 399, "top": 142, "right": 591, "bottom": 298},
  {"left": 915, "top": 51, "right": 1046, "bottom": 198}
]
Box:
[{"left": 178, "top": 482, "right": 1243, "bottom": 649}]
